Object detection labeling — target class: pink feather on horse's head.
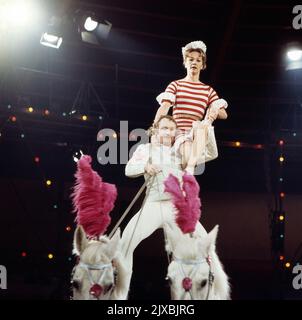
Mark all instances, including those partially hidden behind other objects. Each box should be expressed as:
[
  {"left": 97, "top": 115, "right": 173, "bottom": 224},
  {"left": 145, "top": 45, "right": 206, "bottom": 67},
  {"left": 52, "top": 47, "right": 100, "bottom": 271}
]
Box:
[
  {"left": 164, "top": 172, "right": 201, "bottom": 234},
  {"left": 71, "top": 155, "right": 117, "bottom": 238}
]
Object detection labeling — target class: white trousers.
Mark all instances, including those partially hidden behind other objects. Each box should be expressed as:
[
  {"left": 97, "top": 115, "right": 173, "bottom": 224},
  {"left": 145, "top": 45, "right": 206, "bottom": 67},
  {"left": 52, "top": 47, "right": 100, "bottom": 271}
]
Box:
[{"left": 120, "top": 199, "right": 207, "bottom": 298}]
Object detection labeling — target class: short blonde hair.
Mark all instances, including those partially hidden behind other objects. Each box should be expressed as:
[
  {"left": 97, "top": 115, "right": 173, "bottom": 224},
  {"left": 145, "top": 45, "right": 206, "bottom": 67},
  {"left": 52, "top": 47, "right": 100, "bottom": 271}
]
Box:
[
  {"left": 183, "top": 49, "right": 207, "bottom": 70},
  {"left": 153, "top": 115, "right": 177, "bottom": 129},
  {"left": 148, "top": 115, "right": 177, "bottom": 137}
]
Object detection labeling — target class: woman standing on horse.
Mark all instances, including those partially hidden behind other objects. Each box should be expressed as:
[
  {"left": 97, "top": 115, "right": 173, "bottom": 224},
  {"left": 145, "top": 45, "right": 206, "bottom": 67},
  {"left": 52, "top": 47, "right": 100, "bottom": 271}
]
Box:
[{"left": 153, "top": 40, "right": 228, "bottom": 168}]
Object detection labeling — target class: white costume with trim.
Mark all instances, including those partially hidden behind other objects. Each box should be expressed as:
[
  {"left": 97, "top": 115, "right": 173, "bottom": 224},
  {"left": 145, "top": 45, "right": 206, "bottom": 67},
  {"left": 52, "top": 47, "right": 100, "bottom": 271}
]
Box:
[{"left": 120, "top": 139, "right": 217, "bottom": 298}]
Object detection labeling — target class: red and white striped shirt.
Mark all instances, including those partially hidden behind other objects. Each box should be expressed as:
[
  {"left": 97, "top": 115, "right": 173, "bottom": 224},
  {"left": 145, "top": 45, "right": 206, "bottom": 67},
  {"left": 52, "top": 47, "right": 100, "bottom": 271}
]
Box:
[{"left": 163, "top": 80, "right": 219, "bottom": 131}]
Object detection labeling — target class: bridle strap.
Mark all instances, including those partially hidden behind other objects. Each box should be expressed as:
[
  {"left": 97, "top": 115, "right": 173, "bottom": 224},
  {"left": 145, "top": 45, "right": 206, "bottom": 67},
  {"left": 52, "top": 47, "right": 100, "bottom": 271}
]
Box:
[
  {"left": 173, "top": 256, "right": 214, "bottom": 300},
  {"left": 205, "top": 266, "right": 214, "bottom": 300},
  {"left": 109, "top": 176, "right": 152, "bottom": 239},
  {"left": 124, "top": 174, "right": 155, "bottom": 257},
  {"left": 155, "top": 174, "right": 172, "bottom": 265},
  {"left": 79, "top": 262, "right": 112, "bottom": 270},
  {"left": 79, "top": 262, "right": 113, "bottom": 286},
  {"left": 180, "top": 262, "right": 200, "bottom": 300},
  {"left": 175, "top": 257, "right": 205, "bottom": 300}
]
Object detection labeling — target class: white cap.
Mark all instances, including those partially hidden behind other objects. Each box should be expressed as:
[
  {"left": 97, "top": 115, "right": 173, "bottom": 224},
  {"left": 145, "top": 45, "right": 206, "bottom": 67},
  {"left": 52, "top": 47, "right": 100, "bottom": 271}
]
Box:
[{"left": 182, "top": 41, "right": 207, "bottom": 59}]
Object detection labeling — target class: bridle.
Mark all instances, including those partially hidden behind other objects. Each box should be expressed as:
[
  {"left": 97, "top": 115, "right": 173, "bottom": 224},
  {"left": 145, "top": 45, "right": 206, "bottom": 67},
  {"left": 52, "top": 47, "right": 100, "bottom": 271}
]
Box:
[
  {"left": 72, "top": 258, "right": 117, "bottom": 300},
  {"left": 170, "top": 255, "right": 214, "bottom": 300}
]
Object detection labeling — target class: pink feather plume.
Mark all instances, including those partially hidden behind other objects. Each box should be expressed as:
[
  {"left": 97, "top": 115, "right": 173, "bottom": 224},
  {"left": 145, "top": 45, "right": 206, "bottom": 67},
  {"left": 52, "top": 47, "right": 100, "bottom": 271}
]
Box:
[
  {"left": 71, "top": 155, "right": 117, "bottom": 238},
  {"left": 164, "top": 173, "right": 201, "bottom": 234}
]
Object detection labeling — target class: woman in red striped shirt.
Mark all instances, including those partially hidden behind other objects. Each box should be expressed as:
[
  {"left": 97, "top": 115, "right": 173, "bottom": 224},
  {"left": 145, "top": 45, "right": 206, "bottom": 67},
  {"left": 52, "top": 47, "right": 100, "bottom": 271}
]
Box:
[{"left": 153, "top": 40, "right": 228, "bottom": 172}]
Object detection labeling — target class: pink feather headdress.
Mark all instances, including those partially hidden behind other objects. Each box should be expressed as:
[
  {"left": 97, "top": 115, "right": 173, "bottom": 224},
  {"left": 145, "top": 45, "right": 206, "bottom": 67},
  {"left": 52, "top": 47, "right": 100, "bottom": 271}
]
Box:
[
  {"left": 71, "top": 155, "right": 117, "bottom": 238},
  {"left": 164, "top": 173, "right": 201, "bottom": 234}
]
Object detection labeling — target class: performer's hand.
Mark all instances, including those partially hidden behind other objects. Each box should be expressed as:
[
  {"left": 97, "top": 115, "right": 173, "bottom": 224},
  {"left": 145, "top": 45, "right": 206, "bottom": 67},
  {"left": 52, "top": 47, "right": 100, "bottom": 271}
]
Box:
[
  {"left": 144, "top": 163, "right": 162, "bottom": 176},
  {"left": 217, "top": 108, "right": 228, "bottom": 120},
  {"left": 207, "top": 107, "right": 219, "bottom": 123},
  {"left": 185, "top": 164, "right": 195, "bottom": 175},
  {"left": 208, "top": 99, "right": 228, "bottom": 121}
]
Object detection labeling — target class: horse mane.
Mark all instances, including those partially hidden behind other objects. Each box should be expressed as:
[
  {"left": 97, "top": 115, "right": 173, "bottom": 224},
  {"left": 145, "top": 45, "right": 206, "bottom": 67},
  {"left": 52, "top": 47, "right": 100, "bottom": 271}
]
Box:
[
  {"left": 210, "top": 251, "right": 231, "bottom": 300},
  {"left": 110, "top": 254, "right": 129, "bottom": 300}
]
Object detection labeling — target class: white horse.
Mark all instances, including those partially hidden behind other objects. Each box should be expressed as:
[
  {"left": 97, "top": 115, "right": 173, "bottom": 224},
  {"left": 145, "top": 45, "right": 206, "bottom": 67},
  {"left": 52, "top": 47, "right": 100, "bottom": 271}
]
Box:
[
  {"left": 165, "top": 224, "right": 231, "bottom": 300},
  {"left": 71, "top": 226, "right": 128, "bottom": 300}
]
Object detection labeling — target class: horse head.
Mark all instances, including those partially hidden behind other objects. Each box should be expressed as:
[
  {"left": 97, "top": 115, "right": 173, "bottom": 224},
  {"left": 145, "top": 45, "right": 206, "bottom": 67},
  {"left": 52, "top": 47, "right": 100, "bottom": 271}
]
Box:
[
  {"left": 71, "top": 225, "right": 123, "bottom": 300},
  {"left": 165, "top": 224, "right": 230, "bottom": 300}
]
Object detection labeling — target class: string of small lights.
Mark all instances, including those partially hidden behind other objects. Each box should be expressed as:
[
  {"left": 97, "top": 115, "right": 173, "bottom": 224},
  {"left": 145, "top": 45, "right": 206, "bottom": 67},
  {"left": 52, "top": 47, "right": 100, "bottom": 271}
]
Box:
[
  {"left": 270, "top": 139, "right": 291, "bottom": 270},
  {"left": 0, "top": 108, "right": 75, "bottom": 262},
  {"left": 3, "top": 103, "right": 295, "bottom": 263}
]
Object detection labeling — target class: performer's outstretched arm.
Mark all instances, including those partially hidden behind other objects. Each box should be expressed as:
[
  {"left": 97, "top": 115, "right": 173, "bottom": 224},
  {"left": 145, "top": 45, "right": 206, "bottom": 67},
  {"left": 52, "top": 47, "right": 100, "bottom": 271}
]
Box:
[
  {"left": 217, "top": 108, "right": 228, "bottom": 119},
  {"left": 153, "top": 101, "right": 172, "bottom": 125},
  {"left": 207, "top": 98, "right": 228, "bottom": 122},
  {"left": 154, "top": 82, "right": 177, "bottom": 125},
  {"left": 125, "top": 144, "right": 162, "bottom": 177},
  {"left": 125, "top": 144, "right": 150, "bottom": 178}
]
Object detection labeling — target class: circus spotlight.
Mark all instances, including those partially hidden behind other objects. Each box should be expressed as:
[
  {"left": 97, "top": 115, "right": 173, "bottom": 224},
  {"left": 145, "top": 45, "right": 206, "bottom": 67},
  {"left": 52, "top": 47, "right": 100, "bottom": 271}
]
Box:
[
  {"left": 40, "top": 16, "right": 63, "bottom": 49},
  {"left": 40, "top": 32, "right": 62, "bottom": 49},
  {"left": 0, "top": 0, "right": 39, "bottom": 28},
  {"left": 287, "top": 49, "right": 302, "bottom": 61},
  {"left": 285, "top": 43, "right": 302, "bottom": 70},
  {"left": 75, "top": 11, "right": 112, "bottom": 45},
  {"left": 84, "top": 17, "right": 98, "bottom": 31}
]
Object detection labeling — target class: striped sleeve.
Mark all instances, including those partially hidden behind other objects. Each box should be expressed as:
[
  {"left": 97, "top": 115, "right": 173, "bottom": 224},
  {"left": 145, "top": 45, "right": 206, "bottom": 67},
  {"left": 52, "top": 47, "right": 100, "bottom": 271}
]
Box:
[
  {"left": 165, "top": 81, "right": 178, "bottom": 95},
  {"left": 208, "top": 87, "right": 219, "bottom": 105},
  {"left": 156, "top": 81, "right": 177, "bottom": 105}
]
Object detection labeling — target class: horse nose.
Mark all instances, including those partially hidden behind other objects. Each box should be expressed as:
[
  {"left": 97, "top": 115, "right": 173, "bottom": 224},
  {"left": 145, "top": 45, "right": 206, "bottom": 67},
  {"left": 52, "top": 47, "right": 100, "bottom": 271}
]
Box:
[
  {"left": 182, "top": 277, "right": 192, "bottom": 291},
  {"left": 89, "top": 284, "right": 103, "bottom": 298}
]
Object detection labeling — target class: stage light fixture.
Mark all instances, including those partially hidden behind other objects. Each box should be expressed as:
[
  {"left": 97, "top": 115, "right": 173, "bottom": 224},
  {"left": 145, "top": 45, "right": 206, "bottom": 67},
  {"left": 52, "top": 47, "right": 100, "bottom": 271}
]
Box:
[
  {"left": 285, "top": 43, "right": 302, "bottom": 70},
  {"left": 40, "top": 16, "right": 63, "bottom": 49},
  {"left": 76, "top": 11, "right": 112, "bottom": 45},
  {"left": 40, "top": 32, "right": 62, "bottom": 49},
  {"left": 84, "top": 16, "right": 98, "bottom": 31}
]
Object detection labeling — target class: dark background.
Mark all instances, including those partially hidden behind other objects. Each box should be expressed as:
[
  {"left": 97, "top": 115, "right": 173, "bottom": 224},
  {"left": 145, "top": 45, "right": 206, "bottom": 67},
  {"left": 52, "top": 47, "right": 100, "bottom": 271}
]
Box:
[{"left": 0, "top": 0, "right": 302, "bottom": 300}]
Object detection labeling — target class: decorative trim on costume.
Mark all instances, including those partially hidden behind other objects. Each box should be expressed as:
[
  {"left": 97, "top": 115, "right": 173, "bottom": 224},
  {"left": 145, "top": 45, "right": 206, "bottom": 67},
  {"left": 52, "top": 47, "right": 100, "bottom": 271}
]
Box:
[
  {"left": 209, "top": 98, "right": 228, "bottom": 111},
  {"left": 156, "top": 92, "right": 176, "bottom": 105}
]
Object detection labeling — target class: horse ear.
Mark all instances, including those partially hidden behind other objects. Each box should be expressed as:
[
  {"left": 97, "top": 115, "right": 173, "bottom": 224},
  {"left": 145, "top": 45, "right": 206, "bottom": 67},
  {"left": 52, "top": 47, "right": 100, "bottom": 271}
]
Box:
[
  {"left": 73, "top": 225, "right": 88, "bottom": 255},
  {"left": 163, "top": 223, "right": 182, "bottom": 252},
  {"left": 106, "top": 228, "right": 121, "bottom": 259},
  {"left": 205, "top": 225, "right": 219, "bottom": 254}
]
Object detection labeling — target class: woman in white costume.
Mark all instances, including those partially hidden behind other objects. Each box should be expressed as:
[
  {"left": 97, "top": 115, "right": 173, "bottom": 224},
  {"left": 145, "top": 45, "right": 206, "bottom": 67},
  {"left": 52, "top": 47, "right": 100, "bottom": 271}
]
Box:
[{"left": 120, "top": 115, "right": 217, "bottom": 298}]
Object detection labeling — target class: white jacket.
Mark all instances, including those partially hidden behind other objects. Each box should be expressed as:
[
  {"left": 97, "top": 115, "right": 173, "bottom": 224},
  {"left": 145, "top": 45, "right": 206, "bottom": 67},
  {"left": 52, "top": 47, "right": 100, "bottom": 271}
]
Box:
[
  {"left": 125, "top": 144, "right": 183, "bottom": 201},
  {"left": 125, "top": 127, "right": 218, "bottom": 201}
]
